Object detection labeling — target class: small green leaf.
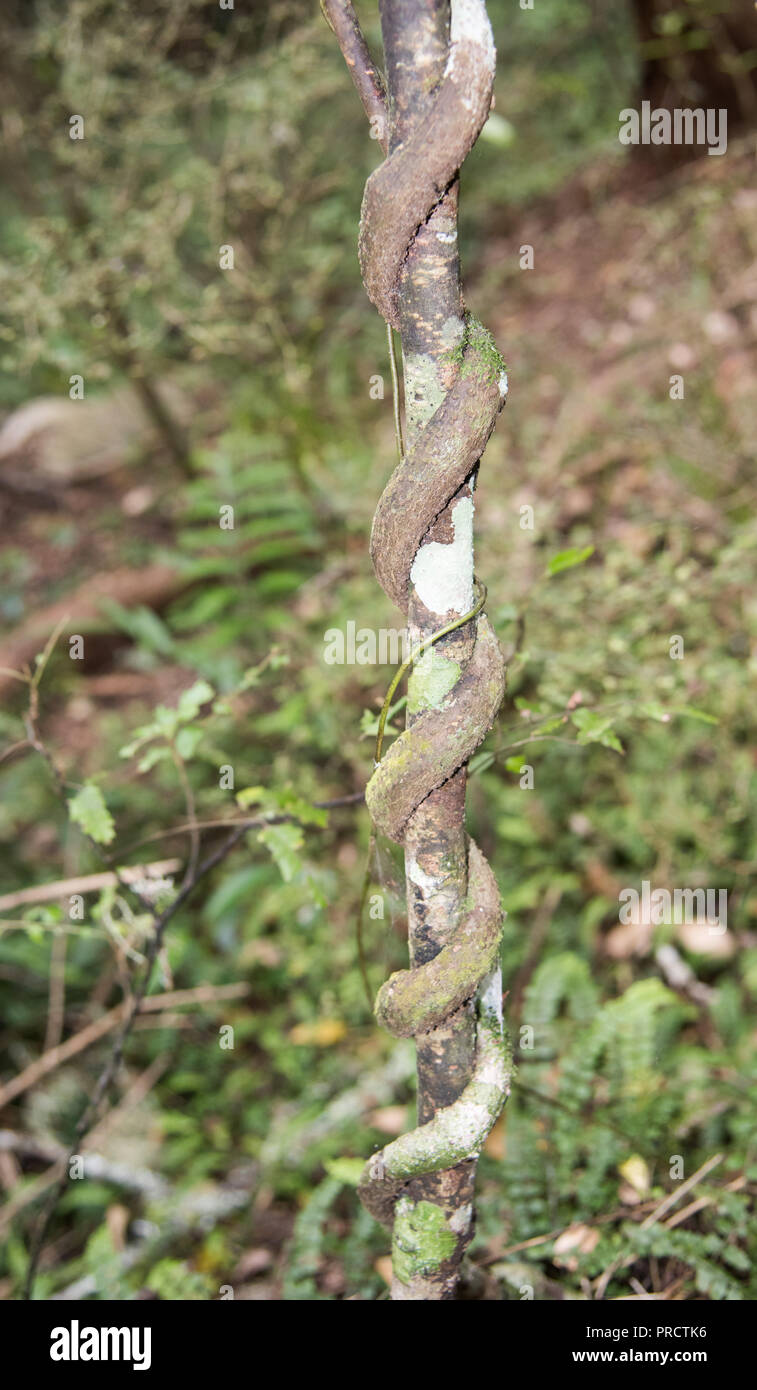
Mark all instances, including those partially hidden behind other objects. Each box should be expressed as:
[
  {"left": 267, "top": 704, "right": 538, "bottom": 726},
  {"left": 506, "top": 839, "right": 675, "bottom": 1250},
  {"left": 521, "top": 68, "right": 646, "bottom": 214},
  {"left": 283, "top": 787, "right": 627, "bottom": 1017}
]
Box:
[
  {"left": 99, "top": 600, "right": 175, "bottom": 657},
  {"left": 236, "top": 786, "right": 266, "bottom": 809},
  {"left": 175, "top": 725, "right": 203, "bottom": 759},
  {"left": 571, "top": 708, "right": 623, "bottom": 754},
  {"left": 514, "top": 697, "right": 544, "bottom": 714},
  {"left": 176, "top": 680, "right": 214, "bottom": 722},
  {"left": 359, "top": 697, "right": 406, "bottom": 739},
  {"left": 258, "top": 822, "right": 303, "bottom": 882},
  {"left": 677, "top": 705, "right": 719, "bottom": 725},
  {"left": 137, "top": 745, "right": 171, "bottom": 774},
  {"left": 534, "top": 715, "right": 568, "bottom": 735},
  {"left": 546, "top": 545, "right": 595, "bottom": 577},
  {"left": 469, "top": 750, "right": 495, "bottom": 776},
  {"left": 637, "top": 701, "right": 672, "bottom": 723},
  {"left": 274, "top": 793, "right": 328, "bottom": 828},
  {"left": 323, "top": 1157, "right": 365, "bottom": 1187},
  {"left": 69, "top": 783, "right": 116, "bottom": 845},
  {"left": 480, "top": 112, "right": 515, "bottom": 147}
]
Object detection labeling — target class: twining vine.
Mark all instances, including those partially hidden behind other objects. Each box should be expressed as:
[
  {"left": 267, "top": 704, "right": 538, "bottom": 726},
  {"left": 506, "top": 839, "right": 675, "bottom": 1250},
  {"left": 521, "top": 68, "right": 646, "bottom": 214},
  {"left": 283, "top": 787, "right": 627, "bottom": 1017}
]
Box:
[{"left": 325, "top": 0, "right": 511, "bottom": 1291}]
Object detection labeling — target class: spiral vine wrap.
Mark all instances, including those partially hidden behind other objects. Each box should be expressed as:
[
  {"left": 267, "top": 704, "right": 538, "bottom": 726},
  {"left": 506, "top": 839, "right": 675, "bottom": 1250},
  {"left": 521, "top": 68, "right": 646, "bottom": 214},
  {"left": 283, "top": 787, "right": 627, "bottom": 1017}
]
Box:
[{"left": 352, "top": 0, "right": 512, "bottom": 1232}]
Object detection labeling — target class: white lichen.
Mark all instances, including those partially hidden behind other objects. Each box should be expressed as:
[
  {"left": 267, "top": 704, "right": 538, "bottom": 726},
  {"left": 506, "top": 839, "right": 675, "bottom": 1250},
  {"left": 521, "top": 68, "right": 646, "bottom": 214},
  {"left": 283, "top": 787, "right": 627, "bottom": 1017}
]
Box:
[
  {"left": 449, "top": 1203, "right": 473, "bottom": 1235},
  {"left": 480, "top": 965, "right": 504, "bottom": 1028},
  {"left": 446, "top": 0, "right": 496, "bottom": 80},
  {"left": 440, "top": 314, "right": 466, "bottom": 350},
  {"left": 406, "top": 855, "right": 440, "bottom": 896},
  {"left": 403, "top": 349, "right": 446, "bottom": 444},
  {"left": 409, "top": 494, "right": 474, "bottom": 616}
]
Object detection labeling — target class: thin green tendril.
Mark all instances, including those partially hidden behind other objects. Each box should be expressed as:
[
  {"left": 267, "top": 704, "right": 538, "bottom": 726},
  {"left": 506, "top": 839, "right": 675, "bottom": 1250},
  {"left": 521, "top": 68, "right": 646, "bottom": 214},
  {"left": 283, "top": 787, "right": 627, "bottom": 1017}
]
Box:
[
  {"left": 374, "top": 579, "right": 487, "bottom": 766},
  {"left": 357, "top": 578, "right": 488, "bottom": 1009},
  {"left": 386, "top": 321, "right": 404, "bottom": 464}
]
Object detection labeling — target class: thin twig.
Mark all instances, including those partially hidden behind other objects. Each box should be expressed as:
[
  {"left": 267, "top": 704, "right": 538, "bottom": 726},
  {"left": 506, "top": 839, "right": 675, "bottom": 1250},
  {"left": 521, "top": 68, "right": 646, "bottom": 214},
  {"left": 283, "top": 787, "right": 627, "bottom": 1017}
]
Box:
[
  {"left": 0, "top": 860, "right": 182, "bottom": 912},
  {"left": 0, "top": 1055, "right": 170, "bottom": 1238},
  {"left": 320, "top": 0, "right": 388, "bottom": 149},
  {"left": 115, "top": 792, "right": 365, "bottom": 857},
  {"left": 13, "top": 625, "right": 364, "bottom": 1295},
  {"left": 639, "top": 1152, "right": 724, "bottom": 1228},
  {"left": 44, "top": 931, "right": 67, "bottom": 1053},
  {"left": 0, "top": 982, "right": 250, "bottom": 1112},
  {"left": 594, "top": 1153, "right": 725, "bottom": 1299},
  {"left": 0, "top": 1131, "right": 170, "bottom": 1201},
  {"left": 169, "top": 742, "right": 200, "bottom": 889}
]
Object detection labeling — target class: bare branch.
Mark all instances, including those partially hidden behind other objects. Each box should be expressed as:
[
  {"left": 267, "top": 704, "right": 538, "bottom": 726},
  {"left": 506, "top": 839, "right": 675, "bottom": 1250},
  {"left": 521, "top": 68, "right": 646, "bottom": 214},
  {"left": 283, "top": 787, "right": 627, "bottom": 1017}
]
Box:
[
  {"left": 0, "top": 860, "right": 182, "bottom": 912},
  {"left": 0, "top": 982, "right": 250, "bottom": 1112},
  {"left": 321, "top": 0, "right": 388, "bottom": 151}
]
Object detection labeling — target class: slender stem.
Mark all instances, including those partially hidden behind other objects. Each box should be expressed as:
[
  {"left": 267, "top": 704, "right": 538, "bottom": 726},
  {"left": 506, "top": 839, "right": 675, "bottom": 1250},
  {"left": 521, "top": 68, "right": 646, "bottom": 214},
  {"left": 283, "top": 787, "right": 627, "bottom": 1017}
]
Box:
[
  {"left": 374, "top": 580, "right": 486, "bottom": 765},
  {"left": 379, "top": 0, "right": 478, "bottom": 1301},
  {"left": 321, "top": 1, "right": 388, "bottom": 148},
  {"left": 386, "top": 321, "right": 405, "bottom": 463},
  {"left": 356, "top": 828, "right": 378, "bottom": 1008},
  {"left": 357, "top": 581, "right": 487, "bottom": 1009}
]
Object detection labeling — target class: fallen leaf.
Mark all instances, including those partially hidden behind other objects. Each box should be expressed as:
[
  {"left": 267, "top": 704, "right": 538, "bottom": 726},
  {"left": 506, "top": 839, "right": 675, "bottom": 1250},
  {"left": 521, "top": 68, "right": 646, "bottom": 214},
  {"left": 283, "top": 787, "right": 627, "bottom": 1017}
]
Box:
[
  {"left": 676, "top": 921, "right": 735, "bottom": 959},
  {"left": 234, "top": 1248, "right": 273, "bottom": 1279},
  {"left": 552, "top": 1224, "right": 600, "bottom": 1269},
  {"left": 369, "top": 1105, "right": 407, "bottom": 1136},
  {"left": 604, "top": 919, "right": 653, "bottom": 959},
  {"left": 618, "top": 1181, "right": 644, "bottom": 1206},
  {"left": 618, "top": 1154, "right": 650, "bottom": 1195},
  {"left": 289, "top": 1018, "right": 347, "bottom": 1046}
]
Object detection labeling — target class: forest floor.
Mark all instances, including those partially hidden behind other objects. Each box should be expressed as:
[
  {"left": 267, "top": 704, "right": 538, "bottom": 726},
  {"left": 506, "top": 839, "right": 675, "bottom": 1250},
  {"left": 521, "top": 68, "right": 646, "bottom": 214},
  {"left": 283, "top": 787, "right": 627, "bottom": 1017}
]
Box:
[{"left": 1, "top": 136, "right": 755, "bottom": 1300}]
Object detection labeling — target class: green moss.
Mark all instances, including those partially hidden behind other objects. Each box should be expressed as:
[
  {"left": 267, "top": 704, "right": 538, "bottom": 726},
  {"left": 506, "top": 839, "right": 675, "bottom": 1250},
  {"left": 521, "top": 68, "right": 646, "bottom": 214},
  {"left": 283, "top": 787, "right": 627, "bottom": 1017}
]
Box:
[
  {"left": 391, "top": 1198, "right": 457, "bottom": 1285},
  {"left": 377, "top": 951, "right": 469, "bottom": 1034},
  {"left": 445, "top": 312, "right": 507, "bottom": 384}
]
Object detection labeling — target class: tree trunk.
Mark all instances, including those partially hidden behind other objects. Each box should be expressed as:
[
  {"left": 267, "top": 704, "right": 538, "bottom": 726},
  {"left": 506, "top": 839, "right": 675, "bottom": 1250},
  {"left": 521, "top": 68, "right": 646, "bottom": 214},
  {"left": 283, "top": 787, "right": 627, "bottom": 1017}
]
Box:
[
  {"left": 324, "top": 0, "right": 510, "bottom": 1301},
  {"left": 383, "top": 0, "right": 482, "bottom": 1302}
]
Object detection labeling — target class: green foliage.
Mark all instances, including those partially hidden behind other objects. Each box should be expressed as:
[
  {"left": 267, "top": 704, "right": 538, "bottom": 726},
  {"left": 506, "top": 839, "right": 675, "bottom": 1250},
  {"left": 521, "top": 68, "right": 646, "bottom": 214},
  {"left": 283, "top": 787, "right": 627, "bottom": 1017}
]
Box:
[
  {"left": 282, "top": 1176, "right": 345, "bottom": 1301},
  {"left": 143, "top": 1258, "right": 215, "bottom": 1302},
  {"left": 0, "top": 0, "right": 754, "bottom": 1303},
  {"left": 68, "top": 782, "right": 116, "bottom": 845},
  {"left": 487, "top": 953, "right": 755, "bottom": 1296},
  {"left": 546, "top": 544, "right": 595, "bottom": 577}
]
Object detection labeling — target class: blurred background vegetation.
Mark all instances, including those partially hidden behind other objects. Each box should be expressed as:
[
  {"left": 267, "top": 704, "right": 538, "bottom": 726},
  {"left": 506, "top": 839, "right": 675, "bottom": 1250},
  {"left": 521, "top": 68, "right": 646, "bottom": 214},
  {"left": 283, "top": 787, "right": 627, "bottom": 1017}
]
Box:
[{"left": 0, "top": 0, "right": 755, "bottom": 1300}]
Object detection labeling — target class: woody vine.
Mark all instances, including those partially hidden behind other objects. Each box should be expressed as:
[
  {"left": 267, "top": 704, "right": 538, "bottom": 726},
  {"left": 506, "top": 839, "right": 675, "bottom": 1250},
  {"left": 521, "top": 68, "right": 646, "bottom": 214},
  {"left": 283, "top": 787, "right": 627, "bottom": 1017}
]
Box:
[{"left": 324, "top": 0, "right": 511, "bottom": 1300}]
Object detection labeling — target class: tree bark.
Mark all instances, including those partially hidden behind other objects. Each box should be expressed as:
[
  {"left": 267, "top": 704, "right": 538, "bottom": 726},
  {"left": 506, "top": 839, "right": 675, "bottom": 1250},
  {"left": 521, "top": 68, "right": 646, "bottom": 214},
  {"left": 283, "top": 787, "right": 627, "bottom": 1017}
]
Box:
[
  {"left": 381, "top": 0, "right": 477, "bottom": 1301},
  {"left": 324, "top": 0, "right": 510, "bottom": 1302}
]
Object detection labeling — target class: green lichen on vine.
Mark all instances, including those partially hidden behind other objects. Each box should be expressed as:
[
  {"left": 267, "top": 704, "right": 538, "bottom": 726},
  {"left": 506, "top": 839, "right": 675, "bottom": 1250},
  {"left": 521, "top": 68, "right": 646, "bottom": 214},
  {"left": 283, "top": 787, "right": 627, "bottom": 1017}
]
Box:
[
  {"left": 445, "top": 312, "right": 507, "bottom": 384},
  {"left": 404, "top": 349, "right": 446, "bottom": 440},
  {"left": 407, "top": 650, "right": 461, "bottom": 714},
  {"left": 368, "top": 978, "right": 509, "bottom": 1186},
  {"left": 376, "top": 934, "right": 495, "bottom": 1037},
  {"left": 391, "top": 1197, "right": 457, "bottom": 1284}
]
